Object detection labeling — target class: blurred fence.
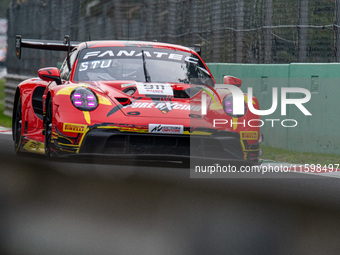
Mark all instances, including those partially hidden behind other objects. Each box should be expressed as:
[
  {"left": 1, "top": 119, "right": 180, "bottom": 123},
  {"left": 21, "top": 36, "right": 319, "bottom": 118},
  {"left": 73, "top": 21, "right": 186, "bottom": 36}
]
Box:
[{"left": 6, "top": 0, "right": 340, "bottom": 75}]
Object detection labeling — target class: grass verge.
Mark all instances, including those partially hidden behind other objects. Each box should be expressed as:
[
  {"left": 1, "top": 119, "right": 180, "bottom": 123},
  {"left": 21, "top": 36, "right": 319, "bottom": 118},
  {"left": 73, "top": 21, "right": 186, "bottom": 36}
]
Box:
[
  {"left": 0, "top": 79, "right": 12, "bottom": 128},
  {"left": 262, "top": 146, "right": 340, "bottom": 165}
]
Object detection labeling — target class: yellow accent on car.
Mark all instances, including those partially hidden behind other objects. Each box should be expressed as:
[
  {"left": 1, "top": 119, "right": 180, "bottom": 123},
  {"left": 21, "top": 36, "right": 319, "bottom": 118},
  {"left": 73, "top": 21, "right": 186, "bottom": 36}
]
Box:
[
  {"left": 63, "top": 123, "right": 87, "bottom": 133},
  {"left": 56, "top": 86, "right": 77, "bottom": 96},
  {"left": 83, "top": 111, "right": 91, "bottom": 125},
  {"left": 209, "top": 102, "right": 223, "bottom": 110},
  {"left": 244, "top": 95, "right": 256, "bottom": 105},
  {"left": 240, "top": 131, "right": 258, "bottom": 140},
  {"left": 232, "top": 117, "right": 238, "bottom": 130},
  {"left": 97, "top": 95, "right": 112, "bottom": 105},
  {"left": 184, "top": 130, "right": 212, "bottom": 135},
  {"left": 23, "top": 140, "right": 45, "bottom": 154},
  {"left": 97, "top": 126, "right": 148, "bottom": 133}
]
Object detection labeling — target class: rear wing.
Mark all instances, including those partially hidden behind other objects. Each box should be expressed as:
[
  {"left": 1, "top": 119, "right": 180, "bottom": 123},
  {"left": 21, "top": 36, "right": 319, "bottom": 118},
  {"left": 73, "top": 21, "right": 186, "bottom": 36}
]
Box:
[
  {"left": 189, "top": 44, "right": 201, "bottom": 56},
  {"left": 15, "top": 35, "right": 80, "bottom": 59}
]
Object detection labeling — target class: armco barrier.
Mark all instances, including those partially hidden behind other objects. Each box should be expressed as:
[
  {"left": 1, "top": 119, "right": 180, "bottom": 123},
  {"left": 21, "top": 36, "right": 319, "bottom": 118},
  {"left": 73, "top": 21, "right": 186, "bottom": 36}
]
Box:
[
  {"left": 3, "top": 74, "right": 31, "bottom": 117},
  {"left": 207, "top": 63, "right": 340, "bottom": 155}
]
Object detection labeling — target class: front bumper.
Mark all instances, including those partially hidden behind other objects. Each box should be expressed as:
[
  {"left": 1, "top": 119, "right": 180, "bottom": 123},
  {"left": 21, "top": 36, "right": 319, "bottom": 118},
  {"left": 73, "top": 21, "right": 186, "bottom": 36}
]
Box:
[{"left": 69, "top": 128, "right": 260, "bottom": 163}]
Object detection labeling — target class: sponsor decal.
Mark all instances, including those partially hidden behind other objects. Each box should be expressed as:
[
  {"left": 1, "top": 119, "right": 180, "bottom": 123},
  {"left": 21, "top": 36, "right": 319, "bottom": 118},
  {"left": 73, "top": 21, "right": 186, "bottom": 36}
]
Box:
[
  {"left": 82, "top": 49, "right": 198, "bottom": 63},
  {"left": 149, "top": 124, "right": 184, "bottom": 134},
  {"left": 23, "top": 140, "right": 45, "bottom": 154},
  {"left": 78, "top": 48, "right": 200, "bottom": 72},
  {"left": 136, "top": 83, "right": 174, "bottom": 96},
  {"left": 240, "top": 131, "right": 258, "bottom": 140},
  {"left": 124, "top": 101, "right": 201, "bottom": 112},
  {"left": 63, "top": 123, "right": 87, "bottom": 133}
]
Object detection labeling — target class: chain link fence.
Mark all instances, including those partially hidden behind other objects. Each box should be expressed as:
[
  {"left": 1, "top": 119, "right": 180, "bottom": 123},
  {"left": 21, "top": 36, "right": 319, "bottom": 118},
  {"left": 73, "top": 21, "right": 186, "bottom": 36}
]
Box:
[{"left": 6, "top": 0, "right": 340, "bottom": 75}]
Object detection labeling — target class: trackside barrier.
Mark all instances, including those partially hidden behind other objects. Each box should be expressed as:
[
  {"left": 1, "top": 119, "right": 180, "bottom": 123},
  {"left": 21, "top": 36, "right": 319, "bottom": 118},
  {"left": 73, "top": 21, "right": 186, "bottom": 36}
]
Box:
[
  {"left": 3, "top": 74, "right": 31, "bottom": 117},
  {"left": 207, "top": 63, "right": 340, "bottom": 155}
]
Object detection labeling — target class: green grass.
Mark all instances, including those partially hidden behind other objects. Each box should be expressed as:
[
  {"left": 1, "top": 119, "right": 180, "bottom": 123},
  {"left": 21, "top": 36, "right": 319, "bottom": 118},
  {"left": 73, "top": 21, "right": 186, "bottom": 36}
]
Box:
[
  {"left": 262, "top": 146, "right": 340, "bottom": 165},
  {"left": 0, "top": 79, "right": 12, "bottom": 128}
]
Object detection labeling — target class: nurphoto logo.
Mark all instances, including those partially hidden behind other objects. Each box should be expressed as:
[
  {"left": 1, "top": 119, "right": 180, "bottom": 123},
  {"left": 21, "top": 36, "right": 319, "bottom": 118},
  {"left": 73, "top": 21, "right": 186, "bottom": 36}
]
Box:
[{"left": 201, "top": 85, "right": 312, "bottom": 128}]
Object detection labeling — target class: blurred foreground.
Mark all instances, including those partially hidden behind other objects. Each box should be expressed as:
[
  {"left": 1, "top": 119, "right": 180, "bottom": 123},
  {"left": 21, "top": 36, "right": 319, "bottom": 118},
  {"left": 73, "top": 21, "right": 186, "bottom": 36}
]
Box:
[{"left": 1, "top": 134, "right": 340, "bottom": 254}]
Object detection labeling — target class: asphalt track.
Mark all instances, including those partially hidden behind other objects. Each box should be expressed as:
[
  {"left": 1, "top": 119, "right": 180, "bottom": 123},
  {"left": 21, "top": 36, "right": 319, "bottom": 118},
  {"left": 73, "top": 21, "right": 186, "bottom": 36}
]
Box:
[{"left": 2, "top": 130, "right": 340, "bottom": 254}]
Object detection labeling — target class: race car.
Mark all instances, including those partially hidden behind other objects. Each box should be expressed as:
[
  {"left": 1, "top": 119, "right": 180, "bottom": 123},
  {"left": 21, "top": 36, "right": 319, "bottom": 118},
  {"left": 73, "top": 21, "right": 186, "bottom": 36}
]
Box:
[{"left": 12, "top": 35, "right": 262, "bottom": 165}]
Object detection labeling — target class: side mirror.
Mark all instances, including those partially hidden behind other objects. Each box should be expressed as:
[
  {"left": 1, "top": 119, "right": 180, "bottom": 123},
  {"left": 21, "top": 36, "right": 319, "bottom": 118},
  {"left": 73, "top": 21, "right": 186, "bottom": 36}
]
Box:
[
  {"left": 38, "top": 67, "right": 62, "bottom": 85},
  {"left": 223, "top": 75, "right": 242, "bottom": 88}
]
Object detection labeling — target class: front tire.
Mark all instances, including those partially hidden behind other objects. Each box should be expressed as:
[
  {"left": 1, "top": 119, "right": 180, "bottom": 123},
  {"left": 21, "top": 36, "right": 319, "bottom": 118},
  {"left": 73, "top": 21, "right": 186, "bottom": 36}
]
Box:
[
  {"left": 12, "top": 95, "right": 22, "bottom": 155},
  {"left": 44, "top": 98, "right": 53, "bottom": 157}
]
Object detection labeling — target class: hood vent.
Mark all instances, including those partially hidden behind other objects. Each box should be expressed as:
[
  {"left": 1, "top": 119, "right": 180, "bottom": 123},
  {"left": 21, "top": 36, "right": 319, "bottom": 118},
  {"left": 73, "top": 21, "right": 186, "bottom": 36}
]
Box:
[
  {"left": 115, "top": 97, "right": 132, "bottom": 106},
  {"left": 122, "top": 87, "right": 137, "bottom": 96},
  {"left": 121, "top": 85, "right": 201, "bottom": 99}
]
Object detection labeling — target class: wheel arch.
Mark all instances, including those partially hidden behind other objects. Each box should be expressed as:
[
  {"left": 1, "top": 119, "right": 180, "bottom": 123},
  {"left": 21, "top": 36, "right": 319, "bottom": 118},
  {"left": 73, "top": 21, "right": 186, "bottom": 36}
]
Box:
[
  {"left": 43, "top": 91, "right": 52, "bottom": 124},
  {"left": 11, "top": 87, "right": 21, "bottom": 140}
]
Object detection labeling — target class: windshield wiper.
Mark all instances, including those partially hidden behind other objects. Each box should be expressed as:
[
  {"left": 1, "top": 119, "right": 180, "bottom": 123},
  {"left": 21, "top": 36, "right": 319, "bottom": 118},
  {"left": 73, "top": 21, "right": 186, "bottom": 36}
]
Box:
[{"left": 141, "top": 50, "right": 151, "bottom": 82}]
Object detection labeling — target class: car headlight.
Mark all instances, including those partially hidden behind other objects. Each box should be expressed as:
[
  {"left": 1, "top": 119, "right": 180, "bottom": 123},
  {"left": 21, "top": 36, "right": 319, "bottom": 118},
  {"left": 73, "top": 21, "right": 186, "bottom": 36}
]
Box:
[
  {"left": 223, "top": 94, "right": 247, "bottom": 117},
  {"left": 71, "top": 87, "right": 98, "bottom": 111}
]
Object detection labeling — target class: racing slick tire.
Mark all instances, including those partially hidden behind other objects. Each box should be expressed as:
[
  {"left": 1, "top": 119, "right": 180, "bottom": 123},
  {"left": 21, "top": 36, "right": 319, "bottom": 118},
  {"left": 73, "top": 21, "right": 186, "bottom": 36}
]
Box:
[
  {"left": 44, "top": 97, "right": 53, "bottom": 157},
  {"left": 12, "top": 95, "right": 22, "bottom": 155}
]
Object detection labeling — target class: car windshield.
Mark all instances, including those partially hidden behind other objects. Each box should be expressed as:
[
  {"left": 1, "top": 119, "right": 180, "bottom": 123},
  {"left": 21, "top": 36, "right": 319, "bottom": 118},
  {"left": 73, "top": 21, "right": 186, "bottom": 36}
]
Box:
[{"left": 73, "top": 47, "right": 214, "bottom": 86}]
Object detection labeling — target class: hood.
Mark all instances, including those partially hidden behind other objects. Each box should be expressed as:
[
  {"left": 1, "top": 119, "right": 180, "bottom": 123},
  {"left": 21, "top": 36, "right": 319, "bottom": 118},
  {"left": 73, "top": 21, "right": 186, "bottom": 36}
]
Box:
[{"left": 91, "top": 81, "right": 205, "bottom": 118}]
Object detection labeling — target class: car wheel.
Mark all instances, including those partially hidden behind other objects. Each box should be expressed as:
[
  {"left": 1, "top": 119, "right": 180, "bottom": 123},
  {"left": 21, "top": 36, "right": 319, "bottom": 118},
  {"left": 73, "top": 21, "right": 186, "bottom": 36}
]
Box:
[
  {"left": 44, "top": 98, "right": 53, "bottom": 157},
  {"left": 12, "top": 95, "right": 22, "bottom": 155}
]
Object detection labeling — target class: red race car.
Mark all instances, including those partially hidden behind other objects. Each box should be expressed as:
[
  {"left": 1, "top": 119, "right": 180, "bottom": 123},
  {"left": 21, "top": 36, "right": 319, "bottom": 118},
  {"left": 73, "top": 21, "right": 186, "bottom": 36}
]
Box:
[{"left": 12, "top": 35, "right": 262, "bottom": 165}]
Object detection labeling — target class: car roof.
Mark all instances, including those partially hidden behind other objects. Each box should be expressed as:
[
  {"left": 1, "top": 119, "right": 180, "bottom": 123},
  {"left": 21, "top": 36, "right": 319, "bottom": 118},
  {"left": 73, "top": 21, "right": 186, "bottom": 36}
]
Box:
[{"left": 76, "top": 40, "right": 195, "bottom": 54}]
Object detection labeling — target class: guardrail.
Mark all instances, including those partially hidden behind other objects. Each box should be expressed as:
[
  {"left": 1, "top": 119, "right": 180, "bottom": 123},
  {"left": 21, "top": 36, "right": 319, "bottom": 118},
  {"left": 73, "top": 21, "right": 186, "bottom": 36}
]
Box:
[{"left": 3, "top": 74, "right": 31, "bottom": 117}]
